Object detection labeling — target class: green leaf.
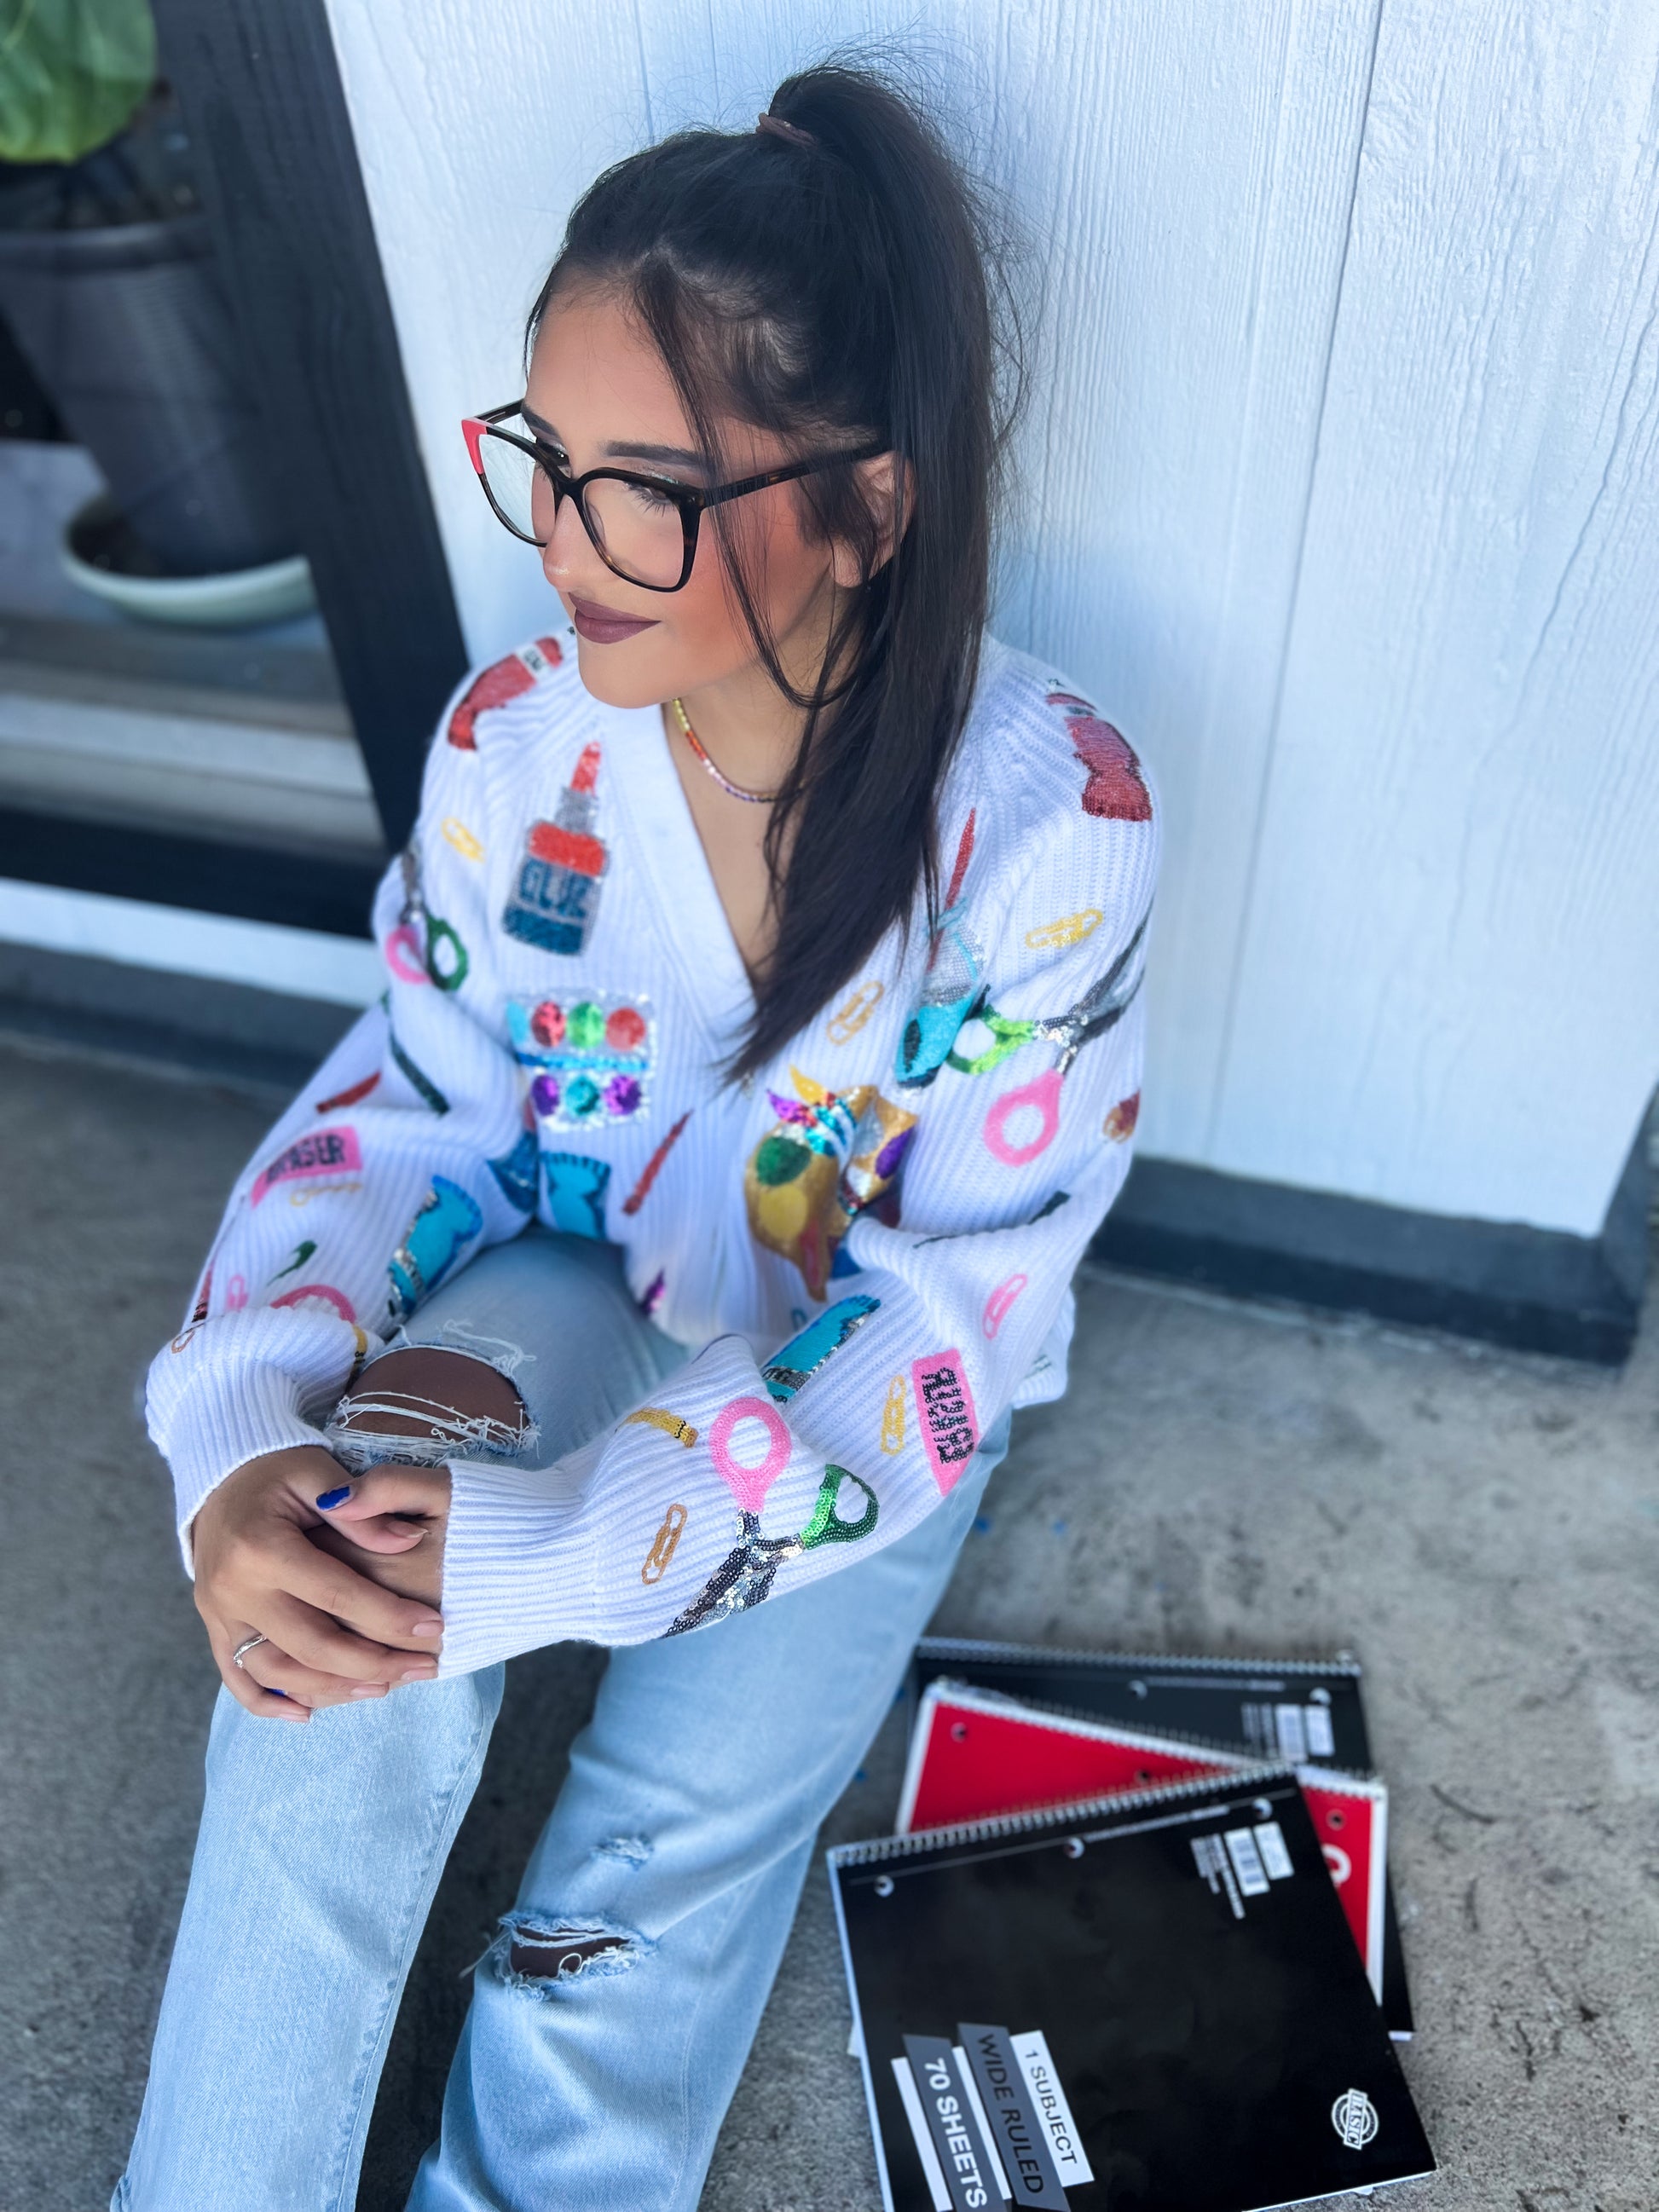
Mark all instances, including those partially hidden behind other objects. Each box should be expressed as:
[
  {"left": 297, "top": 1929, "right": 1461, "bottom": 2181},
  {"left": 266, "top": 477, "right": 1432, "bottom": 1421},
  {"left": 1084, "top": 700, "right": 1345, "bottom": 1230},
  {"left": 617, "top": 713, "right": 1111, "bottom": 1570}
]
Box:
[{"left": 0, "top": 0, "right": 158, "bottom": 166}]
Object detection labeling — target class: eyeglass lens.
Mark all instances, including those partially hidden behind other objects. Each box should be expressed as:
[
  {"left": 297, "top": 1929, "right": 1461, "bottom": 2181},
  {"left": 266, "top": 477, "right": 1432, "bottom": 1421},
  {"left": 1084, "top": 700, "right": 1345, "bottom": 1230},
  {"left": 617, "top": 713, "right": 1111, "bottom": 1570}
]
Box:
[{"left": 479, "top": 424, "right": 688, "bottom": 587}]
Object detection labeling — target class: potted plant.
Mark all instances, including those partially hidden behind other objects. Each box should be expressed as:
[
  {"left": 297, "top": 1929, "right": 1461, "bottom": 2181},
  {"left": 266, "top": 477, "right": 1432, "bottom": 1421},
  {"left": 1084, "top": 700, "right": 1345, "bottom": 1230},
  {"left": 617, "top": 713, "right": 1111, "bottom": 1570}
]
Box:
[{"left": 0, "top": 0, "right": 312, "bottom": 623}]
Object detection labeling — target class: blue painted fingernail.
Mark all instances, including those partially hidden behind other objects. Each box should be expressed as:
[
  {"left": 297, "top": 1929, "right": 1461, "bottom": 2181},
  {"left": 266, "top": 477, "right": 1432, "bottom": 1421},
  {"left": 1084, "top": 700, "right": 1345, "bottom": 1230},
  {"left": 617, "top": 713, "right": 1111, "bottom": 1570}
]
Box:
[
  {"left": 315, "top": 1485, "right": 351, "bottom": 1510},
  {"left": 271, "top": 1688, "right": 291, "bottom": 1700}
]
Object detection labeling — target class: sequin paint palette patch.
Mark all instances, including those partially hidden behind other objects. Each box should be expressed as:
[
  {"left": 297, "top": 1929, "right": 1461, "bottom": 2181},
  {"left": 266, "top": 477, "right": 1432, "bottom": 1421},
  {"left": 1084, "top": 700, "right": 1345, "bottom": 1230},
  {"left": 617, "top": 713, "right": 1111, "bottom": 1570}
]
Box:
[{"left": 508, "top": 991, "right": 653, "bottom": 1129}]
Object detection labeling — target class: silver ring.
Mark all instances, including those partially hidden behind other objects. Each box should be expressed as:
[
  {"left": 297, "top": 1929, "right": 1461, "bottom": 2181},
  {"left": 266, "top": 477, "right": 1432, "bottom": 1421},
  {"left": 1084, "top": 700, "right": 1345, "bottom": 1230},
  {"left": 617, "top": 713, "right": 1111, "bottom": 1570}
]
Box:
[{"left": 231, "top": 1632, "right": 269, "bottom": 1671}]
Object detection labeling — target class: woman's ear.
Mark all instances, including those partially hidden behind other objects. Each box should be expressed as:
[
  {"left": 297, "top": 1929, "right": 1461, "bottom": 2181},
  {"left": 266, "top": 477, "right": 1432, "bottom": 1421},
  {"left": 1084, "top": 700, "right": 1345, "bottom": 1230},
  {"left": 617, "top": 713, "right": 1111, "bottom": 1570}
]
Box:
[{"left": 830, "top": 451, "right": 916, "bottom": 587}]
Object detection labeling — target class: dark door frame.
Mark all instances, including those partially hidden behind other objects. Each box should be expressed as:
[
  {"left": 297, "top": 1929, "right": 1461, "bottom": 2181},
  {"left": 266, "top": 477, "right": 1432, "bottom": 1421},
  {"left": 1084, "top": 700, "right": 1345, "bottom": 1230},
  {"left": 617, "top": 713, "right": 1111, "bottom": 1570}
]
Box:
[{"left": 8, "top": 0, "right": 471, "bottom": 937}]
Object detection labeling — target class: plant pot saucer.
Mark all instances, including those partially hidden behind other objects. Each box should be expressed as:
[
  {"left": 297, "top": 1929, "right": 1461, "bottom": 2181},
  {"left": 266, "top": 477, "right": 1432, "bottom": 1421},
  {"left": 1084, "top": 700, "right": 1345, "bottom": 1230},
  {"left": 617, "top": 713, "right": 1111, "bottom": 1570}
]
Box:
[{"left": 61, "top": 493, "right": 315, "bottom": 629}]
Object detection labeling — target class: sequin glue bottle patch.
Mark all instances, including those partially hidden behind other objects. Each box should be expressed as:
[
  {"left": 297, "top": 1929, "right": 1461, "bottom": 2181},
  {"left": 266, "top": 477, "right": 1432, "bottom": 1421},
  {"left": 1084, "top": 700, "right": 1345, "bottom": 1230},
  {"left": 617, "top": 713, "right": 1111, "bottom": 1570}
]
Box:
[
  {"left": 502, "top": 741, "right": 607, "bottom": 954},
  {"left": 910, "top": 1349, "right": 980, "bottom": 1493}
]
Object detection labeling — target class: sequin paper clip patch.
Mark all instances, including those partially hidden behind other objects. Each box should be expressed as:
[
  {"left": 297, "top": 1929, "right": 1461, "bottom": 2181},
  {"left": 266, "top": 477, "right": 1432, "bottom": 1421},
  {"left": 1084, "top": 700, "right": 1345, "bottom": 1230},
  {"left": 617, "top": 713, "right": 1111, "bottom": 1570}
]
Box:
[
  {"left": 828, "top": 979, "right": 884, "bottom": 1044},
  {"left": 911, "top": 1349, "right": 980, "bottom": 1493},
  {"left": 880, "top": 1374, "right": 907, "bottom": 1453},
  {"left": 508, "top": 991, "right": 652, "bottom": 1129},
  {"left": 502, "top": 741, "right": 606, "bottom": 955},
  {"left": 251, "top": 1128, "right": 362, "bottom": 1205},
  {"left": 641, "top": 1504, "right": 688, "bottom": 1584}
]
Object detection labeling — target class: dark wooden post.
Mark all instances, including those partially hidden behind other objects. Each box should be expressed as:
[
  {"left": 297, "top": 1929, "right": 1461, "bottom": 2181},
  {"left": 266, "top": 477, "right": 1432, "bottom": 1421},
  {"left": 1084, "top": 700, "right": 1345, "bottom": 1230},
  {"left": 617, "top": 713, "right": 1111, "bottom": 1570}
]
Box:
[{"left": 152, "top": 0, "right": 469, "bottom": 851}]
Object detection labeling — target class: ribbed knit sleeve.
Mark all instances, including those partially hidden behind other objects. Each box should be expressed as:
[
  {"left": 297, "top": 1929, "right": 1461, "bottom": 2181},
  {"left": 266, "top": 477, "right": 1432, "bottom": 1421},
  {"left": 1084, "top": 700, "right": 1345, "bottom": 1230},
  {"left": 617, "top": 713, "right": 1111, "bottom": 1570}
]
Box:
[
  {"left": 147, "top": 673, "right": 535, "bottom": 1568},
  {"left": 435, "top": 780, "right": 1159, "bottom": 1672}
]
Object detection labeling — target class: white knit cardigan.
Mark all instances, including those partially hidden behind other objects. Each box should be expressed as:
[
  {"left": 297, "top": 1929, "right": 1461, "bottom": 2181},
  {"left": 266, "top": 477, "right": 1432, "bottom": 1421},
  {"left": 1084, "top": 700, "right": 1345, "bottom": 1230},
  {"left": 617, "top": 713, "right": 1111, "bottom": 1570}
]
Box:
[{"left": 147, "top": 625, "right": 1159, "bottom": 1674}]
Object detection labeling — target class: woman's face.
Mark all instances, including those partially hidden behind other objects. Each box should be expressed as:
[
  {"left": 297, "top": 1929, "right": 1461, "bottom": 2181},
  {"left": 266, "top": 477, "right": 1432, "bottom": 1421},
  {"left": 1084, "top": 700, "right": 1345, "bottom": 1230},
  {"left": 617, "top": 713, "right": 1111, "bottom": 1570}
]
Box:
[{"left": 522, "top": 280, "right": 855, "bottom": 711}]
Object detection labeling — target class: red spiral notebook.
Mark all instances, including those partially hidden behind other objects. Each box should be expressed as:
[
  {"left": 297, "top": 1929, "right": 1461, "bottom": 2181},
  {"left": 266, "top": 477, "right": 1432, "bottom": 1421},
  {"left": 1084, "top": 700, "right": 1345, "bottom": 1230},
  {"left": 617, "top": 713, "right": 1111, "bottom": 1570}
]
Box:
[{"left": 898, "top": 1678, "right": 1389, "bottom": 2007}]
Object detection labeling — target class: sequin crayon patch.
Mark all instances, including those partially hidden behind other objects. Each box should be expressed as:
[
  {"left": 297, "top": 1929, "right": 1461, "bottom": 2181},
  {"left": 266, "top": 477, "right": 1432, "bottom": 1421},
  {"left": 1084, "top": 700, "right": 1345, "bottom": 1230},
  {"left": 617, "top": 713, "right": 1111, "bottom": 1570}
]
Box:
[
  {"left": 502, "top": 742, "right": 607, "bottom": 955},
  {"left": 251, "top": 1128, "right": 362, "bottom": 1205},
  {"left": 314, "top": 1071, "right": 379, "bottom": 1113},
  {"left": 389, "top": 1030, "right": 450, "bottom": 1115},
  {"left": 910, "top": 1349, "right": 980, "bottom": 1493}
]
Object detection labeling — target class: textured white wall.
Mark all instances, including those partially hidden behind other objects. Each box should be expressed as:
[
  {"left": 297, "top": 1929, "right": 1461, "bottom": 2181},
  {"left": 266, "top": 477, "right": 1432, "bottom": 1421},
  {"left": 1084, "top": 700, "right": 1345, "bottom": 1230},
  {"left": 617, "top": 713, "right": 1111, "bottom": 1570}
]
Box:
[{"left": 322, "top": 0, "right": 1659, "bottom": 1238}]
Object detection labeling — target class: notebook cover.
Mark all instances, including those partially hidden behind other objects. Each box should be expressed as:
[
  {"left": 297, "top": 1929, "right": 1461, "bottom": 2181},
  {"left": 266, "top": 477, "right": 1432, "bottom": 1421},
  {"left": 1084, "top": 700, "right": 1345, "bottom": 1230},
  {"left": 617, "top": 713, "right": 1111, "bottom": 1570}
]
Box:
[
  {"left": 912, "top": 1637, "right": 1413, "bottom": 2040},
  {"left": 830, "top": 1770, "right": 1434, "bottom": 2212},
  {"left": 899, "top": 1681, "right": 1388, "bottom": 2006}
]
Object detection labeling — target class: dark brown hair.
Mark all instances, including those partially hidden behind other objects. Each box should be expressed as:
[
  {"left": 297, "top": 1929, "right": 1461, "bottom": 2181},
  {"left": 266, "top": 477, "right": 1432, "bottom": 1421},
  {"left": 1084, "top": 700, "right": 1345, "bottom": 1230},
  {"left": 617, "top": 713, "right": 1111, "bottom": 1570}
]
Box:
[{"left": 529, "top": 58, "right": 1025, "bottom": 1078}]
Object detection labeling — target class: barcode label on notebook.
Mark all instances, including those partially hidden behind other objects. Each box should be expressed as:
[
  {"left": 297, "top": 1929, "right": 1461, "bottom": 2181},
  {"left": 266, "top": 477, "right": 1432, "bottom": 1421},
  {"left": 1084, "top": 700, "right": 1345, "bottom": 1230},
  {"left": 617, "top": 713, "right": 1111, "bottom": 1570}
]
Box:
[
  {"left": 1224, "top": 1828, "right": 1271, "bottom": 1897},
  {"left": 1254, "top": 1819, "right": 1295, "bottom": 1880},
  {"left": 1241, "top": 1701, "right": 1338, "bottom": 1761},
  {"left": 1192, "top": 1832, "right": 1244, "bottom": 1918}
]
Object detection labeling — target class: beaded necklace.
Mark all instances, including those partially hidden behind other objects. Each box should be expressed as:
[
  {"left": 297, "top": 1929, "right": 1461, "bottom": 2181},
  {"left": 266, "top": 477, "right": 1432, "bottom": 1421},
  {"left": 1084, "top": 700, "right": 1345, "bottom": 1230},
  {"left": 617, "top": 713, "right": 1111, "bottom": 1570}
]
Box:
[{"left": 669, "top": 695, "right": 780, "bottom": 805}]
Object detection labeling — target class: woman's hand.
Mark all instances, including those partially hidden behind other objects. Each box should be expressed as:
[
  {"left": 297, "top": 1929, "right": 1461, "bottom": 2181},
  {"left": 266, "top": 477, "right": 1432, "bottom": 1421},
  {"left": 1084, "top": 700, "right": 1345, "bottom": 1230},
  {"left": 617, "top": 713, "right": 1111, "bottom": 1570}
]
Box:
[
  {"left": 309, "top": 1466, "right": 452, "bottom": 1612},
  {"left": 191, "top": 1446, "right": 447, "bottom": 1721}
]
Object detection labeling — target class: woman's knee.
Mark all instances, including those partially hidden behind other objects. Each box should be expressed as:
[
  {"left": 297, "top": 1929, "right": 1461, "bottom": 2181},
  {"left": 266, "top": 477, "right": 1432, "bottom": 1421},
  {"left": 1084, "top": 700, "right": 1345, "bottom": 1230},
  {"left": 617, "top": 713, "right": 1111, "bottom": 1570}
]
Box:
[{"left": 326, "top": 1345, "right": 535, "bottom": 1469}]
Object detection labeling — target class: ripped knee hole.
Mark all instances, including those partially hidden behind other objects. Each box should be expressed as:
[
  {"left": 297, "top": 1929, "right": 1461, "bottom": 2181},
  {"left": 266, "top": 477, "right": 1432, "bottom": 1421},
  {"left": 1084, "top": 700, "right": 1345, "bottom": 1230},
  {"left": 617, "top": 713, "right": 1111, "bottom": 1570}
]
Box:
[{"left": 507, "top": 1925, "right": 637, "bottom": 1980}]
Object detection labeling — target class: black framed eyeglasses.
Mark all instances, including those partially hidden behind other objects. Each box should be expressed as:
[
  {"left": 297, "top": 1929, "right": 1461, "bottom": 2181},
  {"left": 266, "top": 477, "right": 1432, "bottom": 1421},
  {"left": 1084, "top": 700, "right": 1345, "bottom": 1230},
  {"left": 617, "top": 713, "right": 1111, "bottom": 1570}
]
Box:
[{"left": 461, "top": 401, "right": 887, "bottom": 592}]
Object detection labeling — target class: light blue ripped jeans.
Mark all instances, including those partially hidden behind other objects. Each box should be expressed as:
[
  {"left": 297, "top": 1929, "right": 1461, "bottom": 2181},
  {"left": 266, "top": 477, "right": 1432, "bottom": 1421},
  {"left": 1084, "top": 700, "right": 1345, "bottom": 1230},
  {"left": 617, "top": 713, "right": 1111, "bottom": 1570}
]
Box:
[{"left": 115, "top": 1228, "right": 1009, "bottom": 2212}]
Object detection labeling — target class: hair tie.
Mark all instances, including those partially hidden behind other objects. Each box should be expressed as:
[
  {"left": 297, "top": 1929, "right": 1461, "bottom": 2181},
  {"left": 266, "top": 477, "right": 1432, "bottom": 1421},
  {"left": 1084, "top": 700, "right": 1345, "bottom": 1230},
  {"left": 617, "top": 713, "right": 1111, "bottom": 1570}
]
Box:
[{"left": 756, "top": 112, "right": 817, "bottom": 149}]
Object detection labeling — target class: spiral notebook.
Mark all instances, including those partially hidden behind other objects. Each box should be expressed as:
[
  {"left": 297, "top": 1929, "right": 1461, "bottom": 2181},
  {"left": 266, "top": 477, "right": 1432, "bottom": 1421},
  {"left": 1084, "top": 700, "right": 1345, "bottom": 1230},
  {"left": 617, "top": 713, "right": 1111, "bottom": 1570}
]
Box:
[
  {"left": 897, "top": 1678, "right": 1389, "bottom": 2005},
  {"left": 911, "top": 1637, "right": 1413, "bottom": 2040},
  {"left": 829, "top": 1769, "right": 1436, "bottom": 2212}
]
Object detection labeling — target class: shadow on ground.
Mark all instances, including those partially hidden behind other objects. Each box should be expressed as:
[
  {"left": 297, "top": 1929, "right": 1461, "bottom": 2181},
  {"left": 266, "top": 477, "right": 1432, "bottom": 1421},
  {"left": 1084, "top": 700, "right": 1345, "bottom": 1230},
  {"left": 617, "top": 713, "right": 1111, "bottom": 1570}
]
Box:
[{"left": 1, "top": 1039, "right": 1654, "bottom": 2209}]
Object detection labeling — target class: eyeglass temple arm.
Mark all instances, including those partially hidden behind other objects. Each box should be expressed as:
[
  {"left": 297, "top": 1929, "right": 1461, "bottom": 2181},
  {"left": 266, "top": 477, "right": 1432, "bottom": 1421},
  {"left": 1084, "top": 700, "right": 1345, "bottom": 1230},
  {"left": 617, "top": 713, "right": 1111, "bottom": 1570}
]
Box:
[{"left": 461, "top": 401, "right": 536, "bottom": 476}]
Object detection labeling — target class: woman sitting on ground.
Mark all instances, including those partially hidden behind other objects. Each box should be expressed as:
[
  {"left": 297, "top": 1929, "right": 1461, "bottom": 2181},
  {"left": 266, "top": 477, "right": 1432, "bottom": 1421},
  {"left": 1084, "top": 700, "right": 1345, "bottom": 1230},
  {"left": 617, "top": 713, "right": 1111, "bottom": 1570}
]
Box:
[{"left": 120, "top": 60, "right": 1158, "bottom": 2211}]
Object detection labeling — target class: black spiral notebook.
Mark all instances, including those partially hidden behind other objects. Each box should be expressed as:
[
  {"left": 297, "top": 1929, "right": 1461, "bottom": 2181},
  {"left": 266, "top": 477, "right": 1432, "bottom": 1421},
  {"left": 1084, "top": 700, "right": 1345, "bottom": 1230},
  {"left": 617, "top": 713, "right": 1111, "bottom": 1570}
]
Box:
[
  {"left": 912, "top": 1637, "right": 1413, "bottom": 2041},
  {"left": 830, "top": 1768, "right": 1435, "bottom": 2212}
]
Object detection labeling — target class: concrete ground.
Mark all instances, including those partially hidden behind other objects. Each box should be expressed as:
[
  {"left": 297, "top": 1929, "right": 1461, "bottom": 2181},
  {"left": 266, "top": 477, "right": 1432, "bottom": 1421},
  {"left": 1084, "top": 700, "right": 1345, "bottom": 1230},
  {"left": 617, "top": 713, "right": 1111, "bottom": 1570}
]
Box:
[{"left": 1, "top": 1033, "right": 1655, "bottom": 2211}]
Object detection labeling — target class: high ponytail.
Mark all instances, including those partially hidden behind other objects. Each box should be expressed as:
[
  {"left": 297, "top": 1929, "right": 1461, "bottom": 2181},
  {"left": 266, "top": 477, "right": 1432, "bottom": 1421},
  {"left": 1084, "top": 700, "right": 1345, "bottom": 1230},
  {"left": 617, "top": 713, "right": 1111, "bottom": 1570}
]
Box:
[{"left": 529, "top": 58, "right": 1026, "bottom": 1080}]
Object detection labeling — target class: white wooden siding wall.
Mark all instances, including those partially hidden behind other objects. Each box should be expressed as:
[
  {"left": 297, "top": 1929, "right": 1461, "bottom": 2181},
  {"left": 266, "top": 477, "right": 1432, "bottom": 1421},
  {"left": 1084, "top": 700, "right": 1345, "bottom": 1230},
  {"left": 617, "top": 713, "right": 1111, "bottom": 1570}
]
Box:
[{"left": 323, "top": 0, "right": 1659, "bottom": 1239}]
